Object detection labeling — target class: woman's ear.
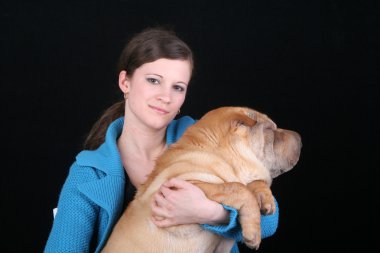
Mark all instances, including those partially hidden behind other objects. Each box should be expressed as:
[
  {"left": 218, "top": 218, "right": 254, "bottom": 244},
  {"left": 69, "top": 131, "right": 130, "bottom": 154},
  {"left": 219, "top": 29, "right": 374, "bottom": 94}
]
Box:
[{"left": 119, "top": 70, "right": 130, "bottom": 94}]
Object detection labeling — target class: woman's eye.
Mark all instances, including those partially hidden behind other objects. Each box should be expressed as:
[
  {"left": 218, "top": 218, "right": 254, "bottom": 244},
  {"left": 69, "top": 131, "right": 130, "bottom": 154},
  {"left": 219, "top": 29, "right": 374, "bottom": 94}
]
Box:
[
  {"left": 173, "top": 85, "right": 185, "bottom": 92},
  {"left": 147, "top": 78, "right": 160, "bottom": 84}
]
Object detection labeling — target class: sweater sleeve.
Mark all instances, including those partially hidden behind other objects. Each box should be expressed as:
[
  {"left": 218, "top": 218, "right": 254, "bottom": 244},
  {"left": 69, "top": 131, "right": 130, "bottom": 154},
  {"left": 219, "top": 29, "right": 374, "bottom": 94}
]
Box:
[
  {"left": 44, "top": 163, "right": 101, "bottom": 253},
  {"left": 201, "top": 197, "right": 279, "bottom": 241}
]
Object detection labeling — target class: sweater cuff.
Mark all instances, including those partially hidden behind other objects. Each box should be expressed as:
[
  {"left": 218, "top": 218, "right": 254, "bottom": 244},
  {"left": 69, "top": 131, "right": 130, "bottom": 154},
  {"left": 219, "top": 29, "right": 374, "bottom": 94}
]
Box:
[
  {"left": 201, "top": 198, "right": 279, "bottom": 241},
  {"left": 201, "top": 205, "right": 242, "bottom": 240},
  {"left": 261, "top": 198, "right": 279, "bottom": 238}
]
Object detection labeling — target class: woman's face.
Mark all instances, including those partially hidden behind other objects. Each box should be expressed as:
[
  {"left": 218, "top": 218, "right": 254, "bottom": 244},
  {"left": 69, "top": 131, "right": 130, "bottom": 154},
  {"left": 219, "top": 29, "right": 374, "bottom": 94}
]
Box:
[{"left": 120, "top": 58, "right": 191, "bottom": 131}]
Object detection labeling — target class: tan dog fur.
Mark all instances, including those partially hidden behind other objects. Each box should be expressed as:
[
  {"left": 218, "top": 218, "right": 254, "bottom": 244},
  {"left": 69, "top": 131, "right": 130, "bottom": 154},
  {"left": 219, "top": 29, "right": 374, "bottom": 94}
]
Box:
[{"left": 101, "top": 106, "right": 302, "bottom": 253}]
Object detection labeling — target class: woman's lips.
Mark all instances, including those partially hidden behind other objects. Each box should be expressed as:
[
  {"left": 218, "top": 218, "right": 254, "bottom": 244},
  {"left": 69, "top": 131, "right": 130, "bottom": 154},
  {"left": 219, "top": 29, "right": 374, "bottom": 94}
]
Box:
[{"left": 149, "top": 105, "right": 169, "bottom": 114}]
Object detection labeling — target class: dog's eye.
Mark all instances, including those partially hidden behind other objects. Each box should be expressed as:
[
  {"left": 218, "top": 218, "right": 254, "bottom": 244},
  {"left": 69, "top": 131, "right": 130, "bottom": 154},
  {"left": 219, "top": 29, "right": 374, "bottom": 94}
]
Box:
[{"left": 237, "top": 120, "right": 245, "bottom": 126}]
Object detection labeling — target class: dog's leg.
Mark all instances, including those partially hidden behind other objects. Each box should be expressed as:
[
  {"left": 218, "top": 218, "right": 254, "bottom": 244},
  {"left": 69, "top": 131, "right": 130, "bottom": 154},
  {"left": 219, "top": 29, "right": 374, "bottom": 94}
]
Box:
[
  {"left": 247, "top": 180, "right": 275, "bottom": 215},
  {"left": 193, "top": 182, "right": 261, "bottom": 250}
]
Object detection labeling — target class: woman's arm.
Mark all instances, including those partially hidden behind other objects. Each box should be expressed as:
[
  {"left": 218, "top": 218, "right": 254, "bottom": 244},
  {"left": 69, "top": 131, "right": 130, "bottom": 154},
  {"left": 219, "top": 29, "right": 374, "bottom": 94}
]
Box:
[
  {"left": 151, "top": 178, "right": 279, "bottom": 240},
  {"left": 151, "top": 178, "right": 228, "bottom": 226},
  {"left": 44, "top": 163, "right": 99, "bottom": 253},
  {"left": 202, "top": 199, "right": 279, "bottom": 240}
]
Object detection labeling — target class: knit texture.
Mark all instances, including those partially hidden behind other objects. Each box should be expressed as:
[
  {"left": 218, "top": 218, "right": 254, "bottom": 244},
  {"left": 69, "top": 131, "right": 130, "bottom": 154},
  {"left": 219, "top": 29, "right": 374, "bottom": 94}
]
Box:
[{"left": 202, "top": 200, "right": 279, "bottom": 251}]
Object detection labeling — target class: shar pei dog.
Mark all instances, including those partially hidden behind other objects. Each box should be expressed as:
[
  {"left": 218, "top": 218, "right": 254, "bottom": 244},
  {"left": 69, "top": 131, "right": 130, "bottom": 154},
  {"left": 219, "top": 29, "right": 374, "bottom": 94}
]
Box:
[{"left": 101, "top": 106, "right": 302, "bottom": 253}]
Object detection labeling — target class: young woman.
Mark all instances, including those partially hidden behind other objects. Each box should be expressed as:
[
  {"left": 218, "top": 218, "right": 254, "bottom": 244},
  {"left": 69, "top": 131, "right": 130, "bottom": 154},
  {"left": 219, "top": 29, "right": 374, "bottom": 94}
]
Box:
[{"left": 44, "top": 27, "right": 279, "bottom": 253}]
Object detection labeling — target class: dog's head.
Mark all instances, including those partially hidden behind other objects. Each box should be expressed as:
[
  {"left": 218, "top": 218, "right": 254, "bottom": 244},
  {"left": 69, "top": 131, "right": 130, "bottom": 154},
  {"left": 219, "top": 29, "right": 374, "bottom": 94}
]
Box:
[{"left": 192, "top": 106, "right": 302, "bottom": 179}]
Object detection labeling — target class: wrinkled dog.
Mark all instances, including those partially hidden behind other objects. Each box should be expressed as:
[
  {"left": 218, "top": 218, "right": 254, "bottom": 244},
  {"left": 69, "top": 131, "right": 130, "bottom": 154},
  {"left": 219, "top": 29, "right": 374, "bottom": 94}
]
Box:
[{"left": 102, "top": 106, "right": 302, "bottom": 253}]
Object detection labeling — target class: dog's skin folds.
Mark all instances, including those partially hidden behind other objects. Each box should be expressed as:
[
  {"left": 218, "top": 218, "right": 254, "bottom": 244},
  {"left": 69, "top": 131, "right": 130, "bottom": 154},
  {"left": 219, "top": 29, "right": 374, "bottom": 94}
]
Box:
[{"left": 101, "top": 106, "right": 302, "bottom": 253}]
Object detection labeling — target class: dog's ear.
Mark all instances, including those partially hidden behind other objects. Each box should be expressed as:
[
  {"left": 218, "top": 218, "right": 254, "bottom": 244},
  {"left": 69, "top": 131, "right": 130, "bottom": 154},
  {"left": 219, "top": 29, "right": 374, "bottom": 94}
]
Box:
[
  {"left": 231, "top": 111, "right": 257, "bottom": 129},
  {"left": 246, "top": 109, "right": 277, "bottom": 130}
]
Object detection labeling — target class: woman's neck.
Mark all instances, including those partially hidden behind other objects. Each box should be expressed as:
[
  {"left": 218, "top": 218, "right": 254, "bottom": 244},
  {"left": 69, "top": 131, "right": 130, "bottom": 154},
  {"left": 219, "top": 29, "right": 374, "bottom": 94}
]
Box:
[
  {"left": 119, "top": 128, "right": 166, "bottom": 160},
  {"left": 117, "top": 120, "right": 167, "bottom": 187},
  {"left": 117, "top": 114, "right": 167, "bottom": 160}
]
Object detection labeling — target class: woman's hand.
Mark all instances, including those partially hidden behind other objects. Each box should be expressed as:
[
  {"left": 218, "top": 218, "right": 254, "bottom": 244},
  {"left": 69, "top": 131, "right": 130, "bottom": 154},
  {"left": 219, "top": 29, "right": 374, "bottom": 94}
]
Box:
[{"left": 151, "top": 178, "right": 229, "bottom": 228}]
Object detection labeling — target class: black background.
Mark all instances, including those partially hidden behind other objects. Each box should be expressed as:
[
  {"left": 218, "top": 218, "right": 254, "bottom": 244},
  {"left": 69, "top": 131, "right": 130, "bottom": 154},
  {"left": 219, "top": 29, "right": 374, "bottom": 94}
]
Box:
[{"left": 1, "top": 0, "right": 379, "bottom": 252}]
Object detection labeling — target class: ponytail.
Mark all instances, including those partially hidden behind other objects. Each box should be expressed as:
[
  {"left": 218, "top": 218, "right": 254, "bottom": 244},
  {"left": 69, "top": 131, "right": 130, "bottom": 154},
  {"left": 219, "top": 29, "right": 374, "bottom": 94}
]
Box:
[{"left": 83, "top": 100, "right": 125, "bottom": 150}]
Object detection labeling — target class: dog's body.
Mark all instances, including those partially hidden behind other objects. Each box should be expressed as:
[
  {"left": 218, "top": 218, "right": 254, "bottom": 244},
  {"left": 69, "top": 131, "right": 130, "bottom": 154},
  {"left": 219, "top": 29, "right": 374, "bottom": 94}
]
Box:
[{"left": 101, "top": 106, "right": 302, "bottom": 253}]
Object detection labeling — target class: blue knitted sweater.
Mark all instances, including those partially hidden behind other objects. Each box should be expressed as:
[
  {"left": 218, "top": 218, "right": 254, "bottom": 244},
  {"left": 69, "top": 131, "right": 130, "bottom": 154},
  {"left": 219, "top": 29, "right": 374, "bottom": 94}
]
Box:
[{"left": 44, "top": 116, "right": 278, "bottom": 253}]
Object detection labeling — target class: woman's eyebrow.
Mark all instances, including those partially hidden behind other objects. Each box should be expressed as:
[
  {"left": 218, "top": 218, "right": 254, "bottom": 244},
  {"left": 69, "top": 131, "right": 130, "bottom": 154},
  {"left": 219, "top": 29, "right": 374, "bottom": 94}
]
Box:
[
  {"left": 177, "top": 81, "right": 188, "bottom": 86},
  {"left": 146, "top": 73, "right": 163, "bottom": 78}
]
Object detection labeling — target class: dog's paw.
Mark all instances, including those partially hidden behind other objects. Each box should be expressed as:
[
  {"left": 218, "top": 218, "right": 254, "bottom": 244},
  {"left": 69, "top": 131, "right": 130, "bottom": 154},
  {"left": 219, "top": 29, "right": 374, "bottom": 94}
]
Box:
[
  {"left": 242, "top": 230, "right": 261, "bottom": 250},
  {"left": 256, "top": 192, "right": 276, "bottom": 215}
]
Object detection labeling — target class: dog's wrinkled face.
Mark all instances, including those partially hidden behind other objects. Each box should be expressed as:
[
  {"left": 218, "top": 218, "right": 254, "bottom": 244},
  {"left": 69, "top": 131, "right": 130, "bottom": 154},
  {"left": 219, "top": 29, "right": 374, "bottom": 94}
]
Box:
[{"left": 198, "top": 107, "right": 302, "bottom": 178}]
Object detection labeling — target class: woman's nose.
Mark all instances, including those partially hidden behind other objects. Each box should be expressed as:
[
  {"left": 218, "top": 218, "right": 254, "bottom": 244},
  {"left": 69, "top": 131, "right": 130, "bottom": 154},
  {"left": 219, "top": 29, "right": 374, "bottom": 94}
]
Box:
[{"left": 157, "top": 88, "right": 171, "bottom": 104}]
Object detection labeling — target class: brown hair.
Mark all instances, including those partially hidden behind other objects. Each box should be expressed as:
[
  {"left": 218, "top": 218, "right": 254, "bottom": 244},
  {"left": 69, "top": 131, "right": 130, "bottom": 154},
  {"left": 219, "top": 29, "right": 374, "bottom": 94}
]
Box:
[{"left": 83, "top": 27, "right": 194, "bottom": 150}]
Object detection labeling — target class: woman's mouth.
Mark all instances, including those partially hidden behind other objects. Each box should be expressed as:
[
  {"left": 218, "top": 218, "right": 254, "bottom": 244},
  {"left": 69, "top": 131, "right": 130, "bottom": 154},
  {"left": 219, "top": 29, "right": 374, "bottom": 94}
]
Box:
[{"left": 149, "top": 105, "right": 169, "bottom": 114}]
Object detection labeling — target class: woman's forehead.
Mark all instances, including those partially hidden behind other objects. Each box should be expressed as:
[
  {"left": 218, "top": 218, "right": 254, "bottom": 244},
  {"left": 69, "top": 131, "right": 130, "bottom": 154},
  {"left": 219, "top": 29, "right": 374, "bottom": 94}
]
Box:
[{"left": 136, "top": 59, "right": 192, "bottom": 82}]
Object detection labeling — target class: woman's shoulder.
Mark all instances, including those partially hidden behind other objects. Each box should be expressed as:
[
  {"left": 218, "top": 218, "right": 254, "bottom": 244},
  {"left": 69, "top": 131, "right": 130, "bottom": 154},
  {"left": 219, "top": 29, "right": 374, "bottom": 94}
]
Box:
[
  {"left": 65, "top": 159, "right": 106, "bottom": 185},
  {"left": 73, "top": 117, "right": 125, "bottom": 177},
  {"left": 166, "top": 116, "right": 197, "bottom": 145},
  {"left": 73, "top": 145, "right": 123, "bottom": 177},
  {"left": 173, "top": 115, "right": 197, "bottom": 127}
]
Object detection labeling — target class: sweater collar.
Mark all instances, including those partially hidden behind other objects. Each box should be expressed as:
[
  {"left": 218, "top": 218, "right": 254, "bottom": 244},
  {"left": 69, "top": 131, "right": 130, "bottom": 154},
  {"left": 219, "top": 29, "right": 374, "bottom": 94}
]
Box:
[
  {"left": 75, "top": 117, "right": 177, "bottom": 176},
  {"left": 75, "top": 117, "right": 124, "bottom": 177}
]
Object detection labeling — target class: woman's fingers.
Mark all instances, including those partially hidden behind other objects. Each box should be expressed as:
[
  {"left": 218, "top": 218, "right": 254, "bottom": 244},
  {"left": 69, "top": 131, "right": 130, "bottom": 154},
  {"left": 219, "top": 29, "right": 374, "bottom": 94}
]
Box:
[
  {"left": 151, "top": 195, "right": 175, "bottom": 227},
  {"left": 151, "top": 178, "right": 208, "bottom": 227},
  {"left": 153, "top": 191, "right": 168, "bottom": 207},
  {"left": 151, "top": 202, "right": 167, "bottom": 219},
  {"left": 163, "top": 177, "right": 190, "bottom": 189},
  {"left": 152, "top": 216, "right": 173, "bottom": 228},
  {"left": 159, "top": 185, "right": 173, "bottom": 200}
]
